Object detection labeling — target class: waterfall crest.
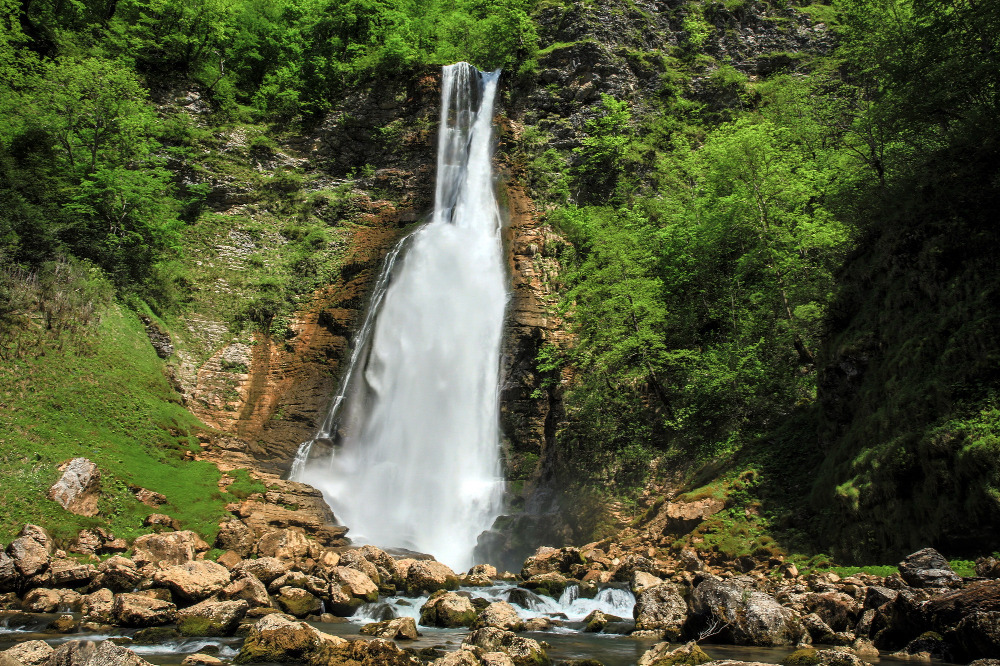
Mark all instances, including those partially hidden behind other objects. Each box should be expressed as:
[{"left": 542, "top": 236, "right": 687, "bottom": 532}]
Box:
[{"left": 295, "top": 63, "right": 507, "bottom": 571}]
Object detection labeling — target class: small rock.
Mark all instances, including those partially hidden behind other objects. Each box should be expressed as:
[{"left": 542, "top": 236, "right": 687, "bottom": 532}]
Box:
[
  {"left": 48, "top": 459, "right": 101, "bottom": 517},
  {"left": 181, "top": 654, "right": 223, "bottom": 666},
  {"left": 143, "top": 514, "right": 179, "bottom": 531},
  {"left": 49, "top": 614, "right": 79, "bottom": 633}
]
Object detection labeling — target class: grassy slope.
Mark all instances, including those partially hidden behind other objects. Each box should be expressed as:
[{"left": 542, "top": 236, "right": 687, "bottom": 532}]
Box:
[{"left": 0, "top": 305, "right": 230, "bottom": 544}]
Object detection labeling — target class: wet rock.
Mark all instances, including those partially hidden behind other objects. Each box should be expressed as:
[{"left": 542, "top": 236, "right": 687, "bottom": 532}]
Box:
[
  {"left": 402, "top": 559, "right": 460, "bottom": 594},
  {"left": 639, "top": 641, "right": 711, "bottom": 666},
  {"left": 360, "top": 616, "right": 421, "bottom": 640},
  {"left": 955, "top": 611, "right": 1000, "bottom": 661},
  {"left": 316, "top": 637, "right": 422, "bottom": 666},
  {"left": 233, "top": 556, "right": 288, "bottom": 585},
  {"left": 88, "top": 640, "right": 156, "bottom": 666},
  {"left": 472, "top": 600, "right": 525, "bottom": 631},
  {"left": 633, "top": 582, "right": 688, "bottom": 639},
  {"left": 2, "top": 640, "right": 53, "bottom": 666},
  {"left": 522, "top": 572, "right": 570, "bottom": 598},
  {"left": 234, "top": 613, "right": 346, "bottom": 663},
  {"left": 176, "top": 598, "right": 249, "bottom": 637},
  {"left": 49, "top": 614, "right": 79, "bottom": 633},
  {"left": 463, "top": 627, "right": 551, "bottom": 666},
  {"left": 181, "top": 655, "right": 223, "bottom": 666},
  {"left": 219, "top": 572, "right": 271, "bottom": 608},
  {"left": 898, "top": 548, "right": 962, "bottom": 588},
  {"left": 8, "top": 525, "right": 52, "bottom": 577},
  {"left": 132, "top": 531, "right": 207, "bottom": 567},
  {"left": 583, "top": 609, "right": 622, "bottom": 633},
  {"left": 112, "top": 593, "right": 177, "bottom": 627},
  {"left": 691, "top": 578, "right": 804, "bottom": 646},
  {"left": 152, "top": 560, "right": 230, "bottom": 602},
  {"left": 524, "top": 617, "right": 552, "bottom": 631},
  {"left": 215, "top": 520, "right": 255, "bottom": 557},
  {"left": 48, "top": 459, "right": 101, "bottom": 517},
  {"left": 894, "top": 631, "right": 953, "bottom": 661},
  {"left": 420, "top": 591, "right": 479, "bottom": 628},
  {"left": 276, "top": 586, "right": 322, "bottom": 618}
]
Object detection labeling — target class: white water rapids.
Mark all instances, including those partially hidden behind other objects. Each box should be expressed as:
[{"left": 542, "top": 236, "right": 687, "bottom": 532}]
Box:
[{"left": 294, "top": 63, "right": 507, "bottom": 571}]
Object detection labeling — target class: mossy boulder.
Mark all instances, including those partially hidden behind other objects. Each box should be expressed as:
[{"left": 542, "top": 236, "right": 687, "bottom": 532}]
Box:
[
  {"left": 177, "top": 599, "right": 249, "bottom": 637},
  {"left": 419, "top": 591, "right": 478, "bottom": 628},
  {"left": 234, "top": 613, "right": 346, "bottom": 664},
  {"left": 782, "top": 649, "right": 819, "bottom": 666},
  {"left": 463, "top": 626, "right": 551, "bottom": 666},
  {"left": 275, "top": 587, "right": 322, "bottom": 618},
  {"left": 638, "top": 641, "right": 712, "bottom": 666}
]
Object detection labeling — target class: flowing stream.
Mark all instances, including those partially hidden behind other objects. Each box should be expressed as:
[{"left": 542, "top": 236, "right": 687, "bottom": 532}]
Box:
[{"left": 293, "top": 62, "right": 507, "bottom": 571}]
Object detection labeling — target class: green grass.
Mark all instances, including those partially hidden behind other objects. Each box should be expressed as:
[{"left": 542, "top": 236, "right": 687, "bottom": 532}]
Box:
[{"left": 0, "top": 306, "right": 231, "bottom": 545}]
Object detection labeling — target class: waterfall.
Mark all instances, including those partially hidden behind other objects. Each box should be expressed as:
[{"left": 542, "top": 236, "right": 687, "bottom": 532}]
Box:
[{"left": 295, "top": 63, "right": 507, "bottom": 571}]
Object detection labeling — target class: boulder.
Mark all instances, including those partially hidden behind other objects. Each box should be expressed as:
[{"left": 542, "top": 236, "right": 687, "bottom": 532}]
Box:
[
  {"left": 638, "top": 641, "right": 712, "bottom": 666},
  {"left": 132, "top": 531, "right": 207, "bottom": 567},
  {"left": 49, "top": 558, "right": 96, "bottom": 588},
  {"left": 233, "top": 556, "right": 288, "bottom": 585},
  {"left": 520, "top": 546, "right": 583, "bottom": 579},
  {"left": 679, "top": 549, "right": 706, "bottom": 572},
  {"left": 421, "top": 591, "right": 479, "bottom": 628},
  {"left": 153, "top": 560, "right": 230, "bottom": 602},
  {"left": 82, "top": 588, "right": 115, "bottom": 623},
  {"left": 583, "top": 609, "right": 621, "bottom": 633},
  {"left": 472, "top": 601, "right": 525, "bottom": 631},
  {"left": 177, "top": 598, "right": 249, "bottom": 636},
  {"left": 92, "top": 556, "right": 142, "bottom": 593},
  {"left": 112, "top": 593, "right": 177, "bottom": 627},
  {"left": 898, "top": 548, "right": 962, "bottom": 588},
  {"left": 87, "top": 641, "right": 156, "bottom": 666},
  {"left": 360, "top": 616, "right": 421, "bottom": 640},
  {"left": 275, "top": 586, "right": 322, "bottom": 618},
  {"left": 524, "top": 617, "right": 552, "bottom": 632},
  {"left": 633, "top": 582, "right": 688, "bottom": 639},
  {"left": 339, "top": 549, "right": 381, "bottom": 586},
  {"left": 862, "top": 586, "right": 898, "bottom": 610},
  {"left": 143, "top": 514, "right": 180, "bottom": 532},
  {"left": 955, "top": 611, "right": 1000, "bottom": 661},
  {"left": 234, "top": 613, "right": 346, "bottom": 664},
  {"left": 50, "top": 613, "right": 79, "bottom": 633},
  {"left": 632, "top": 571, "right": 664, "bottom": 596},
  {"left": 521, "top": 572, "right": 570, "bottom": 599},
  {"left": 44, "top": 641, "right": 97, "bottom": 666},
  {"left": 255, "top": 527, "right": 312, "bottom": 564},
  {"left": 803, "top": 592, "right": 860, "bottom": 632},
  {"left": 404, "top": 559, "right": 460, "bottom": 594},
  {"left": 48, "top": 458, "right": 101, "bottom": 517},
  {"left": 219, "top": 573, "right": 271, "bottom": 608},
  {"left": 329, "top": 566, "right": 379, "bottom": 602},
  {"left": 660, "top": 498, "right": 726, "bottom": 535},
  {"left": 975, "top": 557, "right": 1000, "bottom": 579},
  {"left": 0, "top": 654, "right": 22, "bottom": 666},
  {"left": 691, "top": 578, "right": 804, "bottom": 646},
  {"left": 315, "top": 638, "right": 422, "bottom": 666},
  {"left": 2, "top": 641, "right": 53, "bottom": 666},
  {"left": 22, "top": 587, "right": 82, "bottom": 612},
  {"left": 463, "top": 627, "right": 551, "bottom": 666},
  {"left": 7, "top": 525, "right": 51, "bottom": 577},
  {"left": 181, "top": 655, "right": 223, "bottom": 666},
  {"left": 0, "top": 551, "right": 19, "bottom": 592},
  {"left": 214, "top": 520, "right": 255, "bottom": 557}
]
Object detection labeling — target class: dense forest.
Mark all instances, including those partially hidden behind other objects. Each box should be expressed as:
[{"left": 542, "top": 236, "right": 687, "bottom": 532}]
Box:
[{"left": 1, "top": 0, "right": 999, "bottom": 566}]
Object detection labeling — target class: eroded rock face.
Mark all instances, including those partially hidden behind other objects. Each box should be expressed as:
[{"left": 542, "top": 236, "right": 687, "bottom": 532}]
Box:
[
  {"left": 233, "top": 556, "right": 288, "bottom": 585},
  {"left": 48, "top": 458, "right": 101, "bottom": 517},
  {"left": 633, "top": 582, "right": 688, "bottom": 639},
  {"left": 219, "top": 573, "right": 271, "bottom": 608},
  {"left": 691, "top": 578, "right": 804, "bottom": 646}
]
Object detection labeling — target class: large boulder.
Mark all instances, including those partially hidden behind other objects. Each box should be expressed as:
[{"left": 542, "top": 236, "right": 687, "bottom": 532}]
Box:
[
  {"left": 2, "top": 640, "right": 53, "bottom": 666},
  {"left": 112, "top": 593, "right": 177, "bottom": 627},
  {"left": 361, "top": 616, "right": 421, "bottom": 640},
  {"left": 463, "top": 627, "right": 551, "bottom": 666},
  {"left": 898, "top": 548, "right": 962, "bottom": 588},
  {"left": 7, "top": 525, "right": 52, "bottom": 577},
  {"left": 92, "top": 556, "right": 142, "bottom": 593},
  {"left": 219, "top": 573, "right": 271, "bottom": 608},
  {"left": 315, "top": 638, "right": 422, "bottom": 666},
  {"left": 214, "top": 520, "right": 255, "bottom": 557},
  {"left": 520, "top": 546, "right": 584, "bottom": 579},
  {"left": 472, "top": 601, "right": 525, "bottom": 631},
  {"left": 49, "top": 558, "right": 96, "bottom": 588},
  {"left": 177, "top": 599, "right": 249, "bottom": 636},
  {"left": 921, "top": 580, "right": 1000, "bottom": 627},
  {"left": 234, "top": 613, "right": 346, "bottom": 664},
  {"left": 153, "top": 561, "right": 230, "bottom": 602},
  {"left": 420, "top": 592, "right": 479, "bottom": 628},
  {"left": 0, "top": 551, "right": 19, "bottom": 592},
  {"left": 955, "top": 612, "right": 1000, "bottom": 662},
  {"left": 22, "top": 587, "right": 82, "bottom": 612},
  {"left": 43, "top": 640, "right": 97, "bottom": 666},
  {"left": 403, "top": 559, "right": 460, "bottom": 595},
  {"left": 275, "top": 586, "right": 322, "bottom": 618},
  {"left": 47, "top": 458, "right": 101, "bottom": 517},
  {"left": 232, "top": 556, "right": 288, "bottom": 585},
  {"left": 87, "top": 641, "right": 156, "bottom": 666},
  {"left": 638, "top": 641, "right": 712, "bottom": 666},
  {"left": 803, "top": 592, "right": 860, "bottom": 632},
  {"left": 132, "top": 531, "right": 207, "bottom": 567},
  {"left": 255, "top": 527, "right": 313, "bottom": 564},
  {"left": 634, "top": 582, "right": 688, "bottom": 639},
  {"left": 691, "top": 578, "right": 805, "bottom": 646},
  {"left": 328, "top": 566, "right": 379, "bottom": 615},
  {"left": 82, "top": 588, "right": 115, "bottom": 623},
  {"left": 339, "top": 550, "right": 381, "bottom": 586}
]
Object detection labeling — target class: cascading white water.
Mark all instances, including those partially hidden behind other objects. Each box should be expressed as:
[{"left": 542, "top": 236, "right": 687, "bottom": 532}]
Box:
[{"left": 297, "top": 63, "right": 507, "bottom": 571}]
